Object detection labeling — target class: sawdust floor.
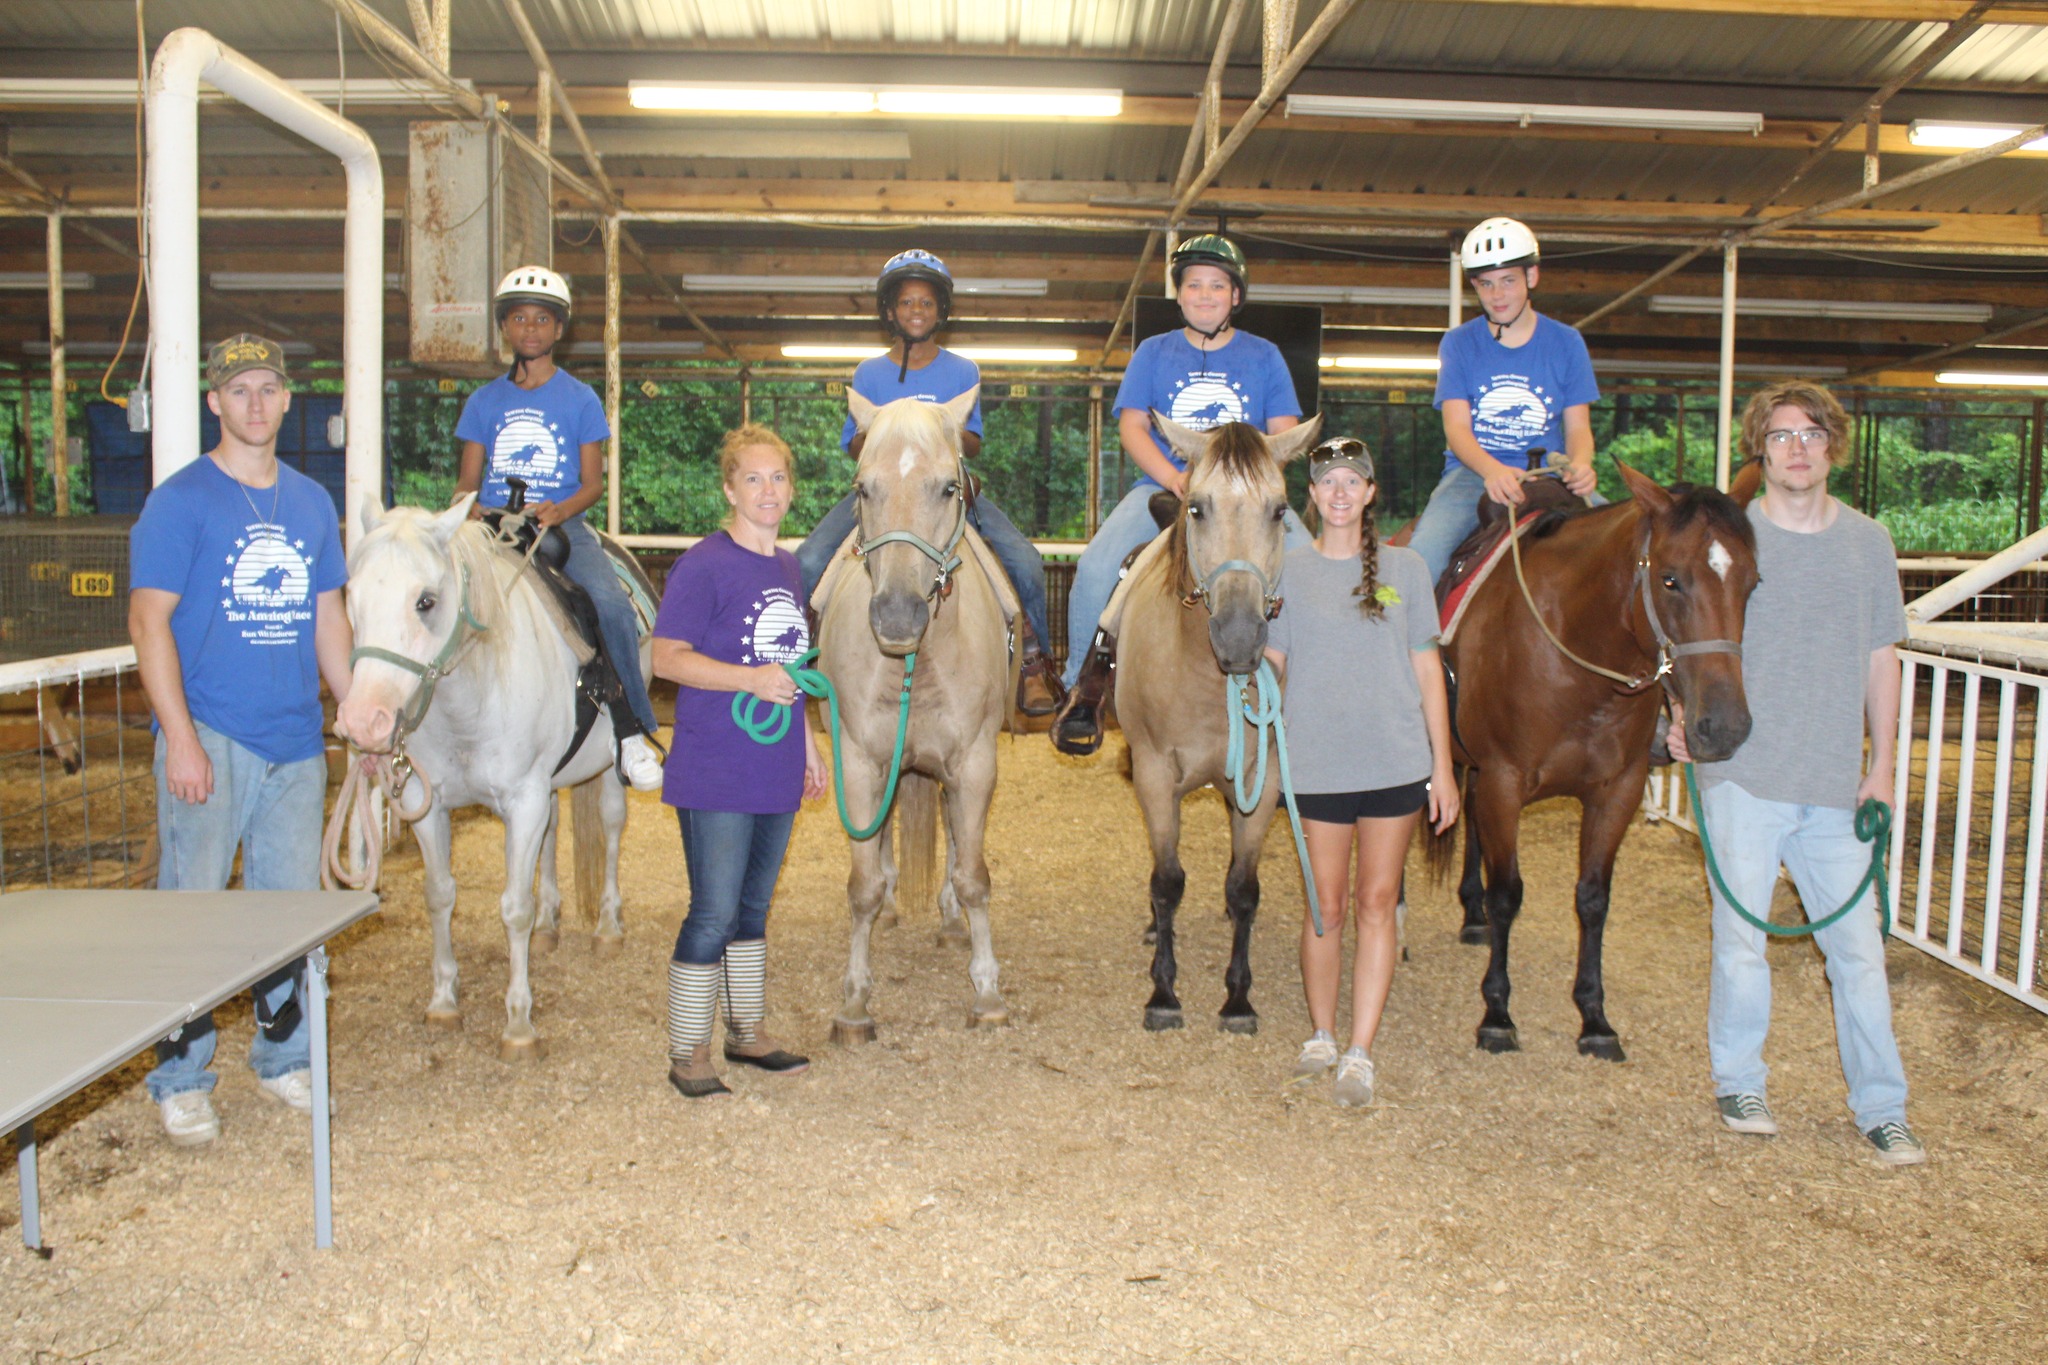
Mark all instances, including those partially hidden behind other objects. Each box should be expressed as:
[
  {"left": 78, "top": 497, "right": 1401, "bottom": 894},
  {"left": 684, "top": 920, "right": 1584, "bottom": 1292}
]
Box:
[{"left": 5, "top": 733, "right": 2047, "bottom": 1363}]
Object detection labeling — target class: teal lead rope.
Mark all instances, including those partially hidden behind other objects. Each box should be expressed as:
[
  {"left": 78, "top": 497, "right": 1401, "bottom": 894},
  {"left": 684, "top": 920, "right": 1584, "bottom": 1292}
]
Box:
[
  {"left": 1224, "top": 660, "right": 1324, "bottom": 937},
  {"left": 1682, "top": 762, "right": 1892, "bottom": 938},
  {"left": 732, "top": 647, "right": 916, "bottom": 842}
]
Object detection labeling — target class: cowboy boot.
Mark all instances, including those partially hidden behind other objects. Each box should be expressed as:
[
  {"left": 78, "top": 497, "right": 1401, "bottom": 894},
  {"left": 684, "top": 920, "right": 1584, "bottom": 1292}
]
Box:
[
  {"left": 1052, "top": 627, "right": 1116, "bottom": 756},
  {"left": 1014, "top": 614, "right": 1067, "bottom": 718}
]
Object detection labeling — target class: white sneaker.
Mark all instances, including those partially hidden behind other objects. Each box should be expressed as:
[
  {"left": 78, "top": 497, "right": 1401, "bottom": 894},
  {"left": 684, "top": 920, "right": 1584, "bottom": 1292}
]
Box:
[
  {"left": 1291, "top": 1032, "right": 1339, "bottom": 1083},
  {"left": 620, "top": 735, "right": 664, "bottom": 792},
  {"left": 258, "top": 1069, "right": 314, "bottom": 1113},
  {"left": 159, "top": 1091, "right": 220, "bottom": 1147},
  {"left": 1332, "top": 1049, "right": 1375, "bottom": 1108}
]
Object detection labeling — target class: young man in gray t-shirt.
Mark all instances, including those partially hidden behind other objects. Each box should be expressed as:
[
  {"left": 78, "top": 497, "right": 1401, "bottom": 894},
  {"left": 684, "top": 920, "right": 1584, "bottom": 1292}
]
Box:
[{"left": 1668, "top": 380, "right": 1924, "bottom": 1166}]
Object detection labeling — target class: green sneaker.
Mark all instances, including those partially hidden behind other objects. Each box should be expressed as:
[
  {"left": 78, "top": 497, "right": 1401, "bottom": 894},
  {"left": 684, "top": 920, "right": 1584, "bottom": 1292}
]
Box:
[
  {"left": 1716, "top": 1092, "right": 1778, "bottom": 1136},
  {"left": 1864, "top": 1121, "right": 1928, "bottom": 1166}
]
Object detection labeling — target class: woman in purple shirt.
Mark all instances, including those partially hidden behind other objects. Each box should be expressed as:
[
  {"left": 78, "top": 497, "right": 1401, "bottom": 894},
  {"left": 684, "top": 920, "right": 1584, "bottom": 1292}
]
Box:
[{"left": 651, "top": 425, "right": 828, "bottom": 1098}]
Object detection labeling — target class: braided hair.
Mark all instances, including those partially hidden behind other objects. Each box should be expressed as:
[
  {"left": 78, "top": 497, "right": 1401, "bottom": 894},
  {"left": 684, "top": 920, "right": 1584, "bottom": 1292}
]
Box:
[
  {"left": 1303, "top": 436, "right": 1387, "bottom": 619},
  {"left": 1353, "top": 511, "right": 1387, "bottom": 620}
]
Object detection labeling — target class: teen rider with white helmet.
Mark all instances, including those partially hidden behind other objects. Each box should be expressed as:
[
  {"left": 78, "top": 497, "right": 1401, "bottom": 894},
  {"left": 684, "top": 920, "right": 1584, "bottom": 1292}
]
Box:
[
  {"left": 793, "top": 249, "right": 1063, "bottom": 715},
  {"left": 1404, "top": 217, "right": 1601, "bottom": 585},
  {"left": 452, "top": 265, "right": 665, "bottom": 790}
]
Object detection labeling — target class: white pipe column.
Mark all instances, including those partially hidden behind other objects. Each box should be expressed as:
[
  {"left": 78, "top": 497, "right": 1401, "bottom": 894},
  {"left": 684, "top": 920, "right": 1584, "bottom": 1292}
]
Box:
[
  {"left": 603, "top": 213, "right": 622, "bottom": 538},
  {"left": 147, "top": 28, "right": 384, "bottom": 540},
  {"left": 1715, "top": 243, "right": 1738, "bottom": 491},
  {"left": 1448, "top": 238, "right": 1463, "bottom": 330}
]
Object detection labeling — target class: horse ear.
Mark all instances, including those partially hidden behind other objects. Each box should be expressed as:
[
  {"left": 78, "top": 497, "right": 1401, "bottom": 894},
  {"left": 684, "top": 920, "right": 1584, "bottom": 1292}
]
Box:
[
  {"left": 848, "top": 390, "right": 880, "bottom": 434},
  {"left": 1729, "top": 457, "right": 1764, "bottom": 507},
  {"left": 358, "top": 494, "right": 385, "bottom": 539},
  {"left": 1616, "top": 461, "right": 1673, "bottom": 515},
  {"left": 431, "top": 493, "right": 475, "bottom": 546},
  {"left": 1266, "top": 415, "right": 1325, "bottom": 467},
  {"left": 1151, "top": 409, "right": 1206, "bottom": 464},
  {"left": 940, "top": 385, "right": 978, "bottom": 433}
]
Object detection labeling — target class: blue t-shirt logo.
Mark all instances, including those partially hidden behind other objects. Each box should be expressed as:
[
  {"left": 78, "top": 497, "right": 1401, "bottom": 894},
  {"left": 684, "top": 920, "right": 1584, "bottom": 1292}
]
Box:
[
  {"left": 491, "top": 407, "right": 570, "bottom": 487},
  {"left": 221, "top": 524, "right": 315, "bottom": 643},
  {"left": 1471, "top": 375, "right": 1555, "bottom": 452},
  {"left": 1168, "top": 374, "right": 1250, "bottom": 429},
  {"left": 743, "top": 586, "right": 810, "bottom": 664}
]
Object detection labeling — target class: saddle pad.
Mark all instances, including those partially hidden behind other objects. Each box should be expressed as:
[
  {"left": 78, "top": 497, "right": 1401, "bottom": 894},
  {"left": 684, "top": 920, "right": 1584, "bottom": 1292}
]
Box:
[{"left": 1437, "top": 510, "right": 1544, "bottom": 647}]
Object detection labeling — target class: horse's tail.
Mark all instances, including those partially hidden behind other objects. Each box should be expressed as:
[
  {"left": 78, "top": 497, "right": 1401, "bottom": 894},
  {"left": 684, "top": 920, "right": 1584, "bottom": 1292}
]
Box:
[
  {"left": 895, "top": 772, "right": 942, "bottom": 919},
  {"left": 1423, "top": 767, "right": 1465, "bottom": 886},
  {"left": 571, "top": 775, "right": 606, "bottom": 925}
]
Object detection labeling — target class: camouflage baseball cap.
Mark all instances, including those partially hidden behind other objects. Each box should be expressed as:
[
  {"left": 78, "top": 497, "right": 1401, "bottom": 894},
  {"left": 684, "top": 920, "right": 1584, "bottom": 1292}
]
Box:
[{"left": 205, "top": 333, "right": 291, "bottom": 389}]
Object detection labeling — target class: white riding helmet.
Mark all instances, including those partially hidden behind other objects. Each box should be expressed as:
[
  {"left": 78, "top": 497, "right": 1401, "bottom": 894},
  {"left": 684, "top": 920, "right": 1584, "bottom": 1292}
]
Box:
[
  {"left": 494, "top": 265, "right": 572, "bottom": 322},
  {"left": 1461, "top": 217, "right": 1540, "bottom": 274}
]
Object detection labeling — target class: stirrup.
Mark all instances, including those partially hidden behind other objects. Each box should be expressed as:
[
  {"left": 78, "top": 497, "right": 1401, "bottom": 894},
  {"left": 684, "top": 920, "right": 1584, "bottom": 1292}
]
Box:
[{"left": 1051, "top": 629, "right": 1115, "bottom": 756}]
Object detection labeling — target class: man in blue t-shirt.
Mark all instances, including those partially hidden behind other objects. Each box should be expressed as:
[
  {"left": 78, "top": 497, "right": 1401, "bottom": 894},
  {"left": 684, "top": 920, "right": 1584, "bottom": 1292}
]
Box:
[
  {"left": 794, "top": 249, "right": 1063, "bottom": 715},
  {"left": 128, "top": 333, "right": 353, "bottom": 1148},
  {"left": 1053, "top": 235, "right": 1306, "bottom": 754},
  {"left": 1405, "top": 217, "right": 1601, "bottom": 584},
  {"left": 452, "top": 265, "right": 664, "bottom": 790}
]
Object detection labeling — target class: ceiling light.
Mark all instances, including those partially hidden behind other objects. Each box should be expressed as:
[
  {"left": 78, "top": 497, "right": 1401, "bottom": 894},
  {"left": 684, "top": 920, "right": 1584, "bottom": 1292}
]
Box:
[
  {"left": 0, "top": 272, "right": 91, "bottom": 290},
  {"left": 782, "top": 344, "right": 889, "bottom": 359},
  {"left": 1286, "top": 93, "right": 1762, "bottom": 135},
  {"left": 950, "top": 346, "right": 1079, "bottom": 362},
  {"left": 0, "top": 77, "right": 469, "bottom": 106},
  {"left": 685, "top": 275, "right": 1048, "bottom": 296},
  {"left": 629, "top": 83, "right": 876, "bottom": 114},
  {"left": 1936, "top": 371, "right": 2048, "bottom": 387},
  {"left": 209, "top": 272, "right": 406, "bottom": 291},
  {"left": 1648, "top": 295, "right": 1993, "bottom": 324},
  {"left": 1908, "top": 121, "right": 2048, "bottom": 153},
  {"left": 1254, "top": 285, "right": 1447, "bottom": 306},
  {"left": 875, "top": 88, "right": 1121, "bottom": 118},
  {"left": 1318, "top": 355, "right": 1440, "bottom": 371}
]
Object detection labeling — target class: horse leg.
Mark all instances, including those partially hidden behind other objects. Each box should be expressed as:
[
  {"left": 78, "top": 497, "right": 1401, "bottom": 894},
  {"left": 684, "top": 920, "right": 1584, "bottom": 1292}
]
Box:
[
  {"left": 832, "top": 761, "right": 890, "bottom": 1044},
  {"left": 497, "top": 788, "right": 553, "bottom": 1061},
  {"left": 533, "top": 795, "right": 562, "bottom": 953},
  {"left": 1217, "top": 800, "right": 1265, "bottom": 1035},
  {"left": 413, "top": 803, "right": 462, "bottom": 1028},
  {"left": 592, "top": 770, "right": 628, "bottom": 952},
  {"left": 1571, "top": 777, "right": 1641, "bottom": 1062},
  {"left": 935, "top": 797, "right": 968, "bottom": 947},
  {"left": 876, "top": 806, "right": 901, "bottom": 931},
  {"left": 1458, "top": 806, "right": 1489, "bottom": 945},
  {"left": 1472, "top": 772, "right": 1525, "bottom": 1053},
  {"left": 1131, "top": 754, "right": 1187, "bottom": 1030},
  {"left": 946, "top": 751, "right": 1006, "bottom": 1026}
]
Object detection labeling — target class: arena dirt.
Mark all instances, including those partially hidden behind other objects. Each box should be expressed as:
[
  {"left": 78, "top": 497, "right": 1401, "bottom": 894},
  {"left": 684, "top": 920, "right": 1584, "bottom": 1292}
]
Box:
[{"left": 5, "top": 733, "right": 2046, "bottom": 1362}]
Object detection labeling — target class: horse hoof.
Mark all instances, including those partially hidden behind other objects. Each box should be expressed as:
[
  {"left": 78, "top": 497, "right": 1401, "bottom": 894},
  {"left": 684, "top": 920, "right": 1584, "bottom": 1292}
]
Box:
[
  {"left": 936, "top": 924, "right": 971, "bottom": 948},
  {"left": 968, "top": 1004, "right": 1010, "bottom": 1028},
  {"left": 1217, "top": 1013, "right": 1259, "bottom": 1036},
  {"left": 1577, "top": 1035, "right": 1627, "bottom": 1062},
  {"left": 499, "top": 1034, "right": 547, "bottom": 1062},
  {"left": 1143, "top": 1007, "right": 1184, "bottom": 1032},
  {"left": 424, "top": 1008, "right": 461, "bottom": 1031},
  {"left": 830, "top": 1017, "right": 878, "bottom": 1046},
  {"left": 1459, "top": 924, "right": 1489, "bottom": 946},
  {"left": 532, "top": 929, "right": 559, "bottom": 953},
  {"left": 591, "top": 933, "right": 624, "bottom": 959},
  {"left": 1476, "top": 1025, "right": 1520, "bottom": 1054}
]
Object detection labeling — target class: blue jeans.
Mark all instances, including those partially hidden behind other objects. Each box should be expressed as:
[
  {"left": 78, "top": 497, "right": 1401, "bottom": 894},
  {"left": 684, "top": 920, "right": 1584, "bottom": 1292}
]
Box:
[
  {"left": 146, "top": 721, "right": 327, "bottom": 1102},
  {"left": 1407, "top": 463, "right": 1609, "bottom": 584},
  {"left": 559, "top": 516, "right": 658, "bottom": 735},
  {"left": 1063, "top": 480, "right": 1310, "bottom": 687},
  {"left": 1699, "top": 780, "right": 1910, "bottom": 1131},
  {"left": 671, "top": 807, "right": 797, "bottom": 965},
  {"left": 796, "top": 490, "right": 1052, "bottom": 654}
]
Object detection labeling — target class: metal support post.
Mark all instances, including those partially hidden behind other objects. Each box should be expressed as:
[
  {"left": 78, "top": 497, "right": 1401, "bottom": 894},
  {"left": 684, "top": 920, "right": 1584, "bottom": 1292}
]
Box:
[
  {"left": 1864, "top": 105, "right": 1882, "bottom": 189},
  {"left": 739, "top": 368, "right": 752, "bottom": 425},
  {"left": 603, "top": 214, "right": 623, "bottom": 538},
  {"left": 1086, "top": 386, "right": 1104, "bottom": 536},
  {"left": 47, "top": 211, "right": 69, "bottom": 516},
  {"left": 15, "top": 1122, "right": 42, "bottom": 1252},
  {"left": 1715, "top": 243, "right": 1738, "bottom": 492},
  {"left": 1673, "top": 391, "right": 1687, "bottom": 483},
  {"left": 1448, "top": 233, "right": 1463, "bottom": 330},
  {"left": 307, "top": 945, "right": 333, "bottom": 1249},
  {"left": 2031, "top": 397, "right": 2045, "bottom": 535}
]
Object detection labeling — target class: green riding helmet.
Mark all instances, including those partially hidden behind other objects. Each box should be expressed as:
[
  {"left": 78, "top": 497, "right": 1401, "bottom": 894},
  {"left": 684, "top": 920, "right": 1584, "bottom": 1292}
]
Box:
[{"left": 1169, "top": 234, "right": 1247, "bottom": 302}]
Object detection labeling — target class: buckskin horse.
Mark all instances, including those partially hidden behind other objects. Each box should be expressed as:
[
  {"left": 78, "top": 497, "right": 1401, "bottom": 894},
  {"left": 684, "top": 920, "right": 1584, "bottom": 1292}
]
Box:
[
  {"left": 1111, "top": 413, "right": 1323, "bottom": 1033},
  {"left": 1441, "top": 461, "right": 1762, "bottom": 1060}
]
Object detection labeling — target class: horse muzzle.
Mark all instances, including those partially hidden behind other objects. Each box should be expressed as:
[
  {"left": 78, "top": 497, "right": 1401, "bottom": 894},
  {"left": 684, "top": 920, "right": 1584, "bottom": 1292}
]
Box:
[
  {"left": 1680, "top": 673, "right": 1752, "bottom": 764},
  {"left": 1207, "top": 611, "right": 1269, "bottom": 679},
  {"left": 868, "top": 591, "right": 929, "bottom": 658}
]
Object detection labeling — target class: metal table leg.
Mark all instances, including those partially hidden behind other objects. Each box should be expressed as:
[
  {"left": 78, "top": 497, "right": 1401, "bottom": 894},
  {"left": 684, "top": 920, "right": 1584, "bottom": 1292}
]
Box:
[
  {"left": 14, "top": 1120, "right": 43, "bottom": 1254},
  {"left": 307, "top": 945, "right": 332, "bottom": 1250}
]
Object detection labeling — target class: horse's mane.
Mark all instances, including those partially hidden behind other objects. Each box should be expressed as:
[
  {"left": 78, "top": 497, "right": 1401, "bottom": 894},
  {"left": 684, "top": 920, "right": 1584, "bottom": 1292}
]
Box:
[
  {"left": 1660, "top": 481, "right": 1759, "bottom": 549},
  {"left": 348, "top": 510, "right": 523, "bottom": 663},
  {"left": 856, "top": 397, "right": 958, "bottom": 478},
  {"left": 1161, "top": 422, "right": 1281, "bottom": 600}
]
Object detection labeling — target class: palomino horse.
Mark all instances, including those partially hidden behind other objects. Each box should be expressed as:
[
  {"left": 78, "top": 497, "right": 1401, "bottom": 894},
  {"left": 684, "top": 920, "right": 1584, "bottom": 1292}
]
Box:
[
  {"left": 821, "top": 389, "right": 1014, "bottom": 1043},
  {"left": 1113, "top": 413, "right": 1323, "bottom": 1032},
  {"left": 336, "top": 497, "right": 647, "bottom": 1059},
  {"left": 1444, "top": 462, "right": 1762, "bottom": 1060}
]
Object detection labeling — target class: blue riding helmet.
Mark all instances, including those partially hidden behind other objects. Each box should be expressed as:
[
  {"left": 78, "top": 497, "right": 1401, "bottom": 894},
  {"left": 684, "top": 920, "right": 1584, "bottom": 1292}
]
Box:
[{"left": 877, "top": 249, "right": 954, "bottom": 325}]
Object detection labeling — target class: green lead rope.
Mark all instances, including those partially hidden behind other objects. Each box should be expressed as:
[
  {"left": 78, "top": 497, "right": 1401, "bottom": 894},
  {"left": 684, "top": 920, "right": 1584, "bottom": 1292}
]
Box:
[
  {"left": 732, "top": 647, "right": 915, "bottom": 842},
  {"left": 1225, "top": 660, "right": 1325, "bottom": 938},
  {"left": 1682, "top": 762, "right": 1893, "bottom": 938}
]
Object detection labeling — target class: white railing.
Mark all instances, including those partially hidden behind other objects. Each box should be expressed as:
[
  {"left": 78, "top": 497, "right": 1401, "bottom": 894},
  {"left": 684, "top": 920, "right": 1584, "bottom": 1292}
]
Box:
[
  {"left": 0, "top": 645, "right": 155, "bottom": 892},
  {"left": 1641, "top": 765, "right": 1696, "bottom": 834}
]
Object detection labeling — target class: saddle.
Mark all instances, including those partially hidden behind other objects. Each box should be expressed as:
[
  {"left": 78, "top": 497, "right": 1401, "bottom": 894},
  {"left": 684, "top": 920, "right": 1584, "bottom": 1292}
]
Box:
[{"left": 1434, "top": 477, "right": 1589, "bottom": 645}]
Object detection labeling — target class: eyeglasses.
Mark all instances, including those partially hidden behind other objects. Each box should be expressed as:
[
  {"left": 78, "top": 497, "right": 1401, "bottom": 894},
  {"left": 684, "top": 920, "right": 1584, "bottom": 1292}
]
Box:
[{"left": 1762, "top": 428, "right": 1831, "bottom": 450}]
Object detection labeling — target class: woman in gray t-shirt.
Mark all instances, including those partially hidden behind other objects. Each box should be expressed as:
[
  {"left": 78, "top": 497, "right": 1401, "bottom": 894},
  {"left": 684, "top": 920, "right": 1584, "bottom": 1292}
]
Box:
[{"left": 1264, "top": 438, "right": 1459, "bottom": 1109}]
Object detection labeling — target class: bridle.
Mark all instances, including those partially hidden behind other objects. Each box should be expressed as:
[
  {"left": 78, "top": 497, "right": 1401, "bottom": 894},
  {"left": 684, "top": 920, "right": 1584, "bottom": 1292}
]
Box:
[
  {"left": 853, "top": 450, "right": 971, "bottom": 604},
  {"left": 347, "top": 559, "right": 487, "bottom": 751},
  {"left": 1178, "top": 511, "right": 1284, "bottom": 622}
]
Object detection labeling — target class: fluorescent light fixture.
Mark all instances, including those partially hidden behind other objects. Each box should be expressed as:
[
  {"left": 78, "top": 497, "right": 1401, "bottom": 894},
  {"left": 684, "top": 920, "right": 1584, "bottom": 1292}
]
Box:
[
  {"left": 1286, "top": 93, "right": 1762, "bottom": 135},
  {"left": 684, "top": 274, "right": 1048, "bottom": 296},
  {"left": 950, "top": 346, "right": 1079, "bottom": 362},
  {"left": 209, "top": 272, "right": 406, "bottom": 292},
  {"left": 0, "top": 77, "right": 468, "bottom": 106},
  {"left": 875, "top": 87, "right": 1121, "bottom": 118},
  {"left": 630, "top": 82, "right": 1120, "bottom": 119},
  {"left": 1936, "top": 371, "right": 2048, "bottom": 387},
  {"left": 1253, "top": 284, "right": 1446, "bottom": 306},
  {"left": 1648, "top": 295, "right": 1994, "bottom": 324},
  {"left": 0, "top": 272, "right": 91, "bottom": 290},
  {"left": 565, "top": 341, "right": 706, "bottom": 357},
  {"left": 782, "top": 344, "right": 889, "bottom": 359},
  {"left": 1908, "top": 121, "right": 2048, "bottom": 153},
  {"left": 1318, "top": 355, "right": 1440, "bottom": 371}
]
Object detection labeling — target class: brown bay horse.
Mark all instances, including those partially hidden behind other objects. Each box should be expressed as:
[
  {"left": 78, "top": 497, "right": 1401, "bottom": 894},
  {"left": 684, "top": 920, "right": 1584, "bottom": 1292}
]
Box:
[
  {"left": 1111, "top": 413, "right": 1323, "bottom": 1032},
  {"left": 1443, "top": 461, "right": 1762, "bottom": 1060}
]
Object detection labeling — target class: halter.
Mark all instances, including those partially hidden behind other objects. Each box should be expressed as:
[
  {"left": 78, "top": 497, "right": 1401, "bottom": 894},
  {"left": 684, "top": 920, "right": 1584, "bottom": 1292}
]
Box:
[
  {"left": 1179, "top": 522, "right": 1283, "bottom": 622},
  {"left": 347, "top": 563, "right": 487, "bottom": 749},
  {"left": 853, "top": 451, "right": 971, "bottom": 603}
]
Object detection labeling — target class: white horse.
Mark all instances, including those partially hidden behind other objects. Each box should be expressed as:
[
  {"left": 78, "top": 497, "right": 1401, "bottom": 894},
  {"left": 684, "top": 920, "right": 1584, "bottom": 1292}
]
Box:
[{"left": 335, "top": 496, "right": 647, "bottom": 1059}]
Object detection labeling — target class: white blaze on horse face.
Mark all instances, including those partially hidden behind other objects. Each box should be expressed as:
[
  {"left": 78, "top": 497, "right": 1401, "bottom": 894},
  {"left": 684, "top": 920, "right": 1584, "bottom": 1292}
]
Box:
[
  {"left": 899, "top": 443, "right": 920, "bottom": 478},
  {"left": 1706, "top": 539, "right": 1733, "bottom": 582}
]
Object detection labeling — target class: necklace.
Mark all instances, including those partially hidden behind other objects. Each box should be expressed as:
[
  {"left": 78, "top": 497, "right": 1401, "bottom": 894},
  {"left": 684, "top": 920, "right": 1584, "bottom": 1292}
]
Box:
[{"left": 218, "top": 455, "right": 282, "bottom": 529}]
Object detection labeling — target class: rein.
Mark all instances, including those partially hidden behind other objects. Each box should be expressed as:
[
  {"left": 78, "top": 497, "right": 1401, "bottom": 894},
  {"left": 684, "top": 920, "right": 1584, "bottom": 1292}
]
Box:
[
  {"left": 1221, "top": 661, "right": 1325, "bottom": 937},
  {"left": 1682, "top": 763, "right": 1892, "bottom": 938},
  {"left": 732, "top": 647, "right": 916, "bottom": 842},
  {"left": 320, "top": 748, "right": 433, "bottom": 890}
]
